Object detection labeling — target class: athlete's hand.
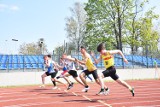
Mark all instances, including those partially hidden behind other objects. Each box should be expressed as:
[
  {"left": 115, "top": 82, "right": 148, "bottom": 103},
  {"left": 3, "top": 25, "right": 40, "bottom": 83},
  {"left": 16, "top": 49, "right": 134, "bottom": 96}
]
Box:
[
  {"left": 75, "top": 58, "right": 78, "bottom": 62},
  {"left": 90, "top": 51, "right": 95, "bottom": 57},
  {"left": 124, "top": 58, "right": 128, "bottom": 64}
]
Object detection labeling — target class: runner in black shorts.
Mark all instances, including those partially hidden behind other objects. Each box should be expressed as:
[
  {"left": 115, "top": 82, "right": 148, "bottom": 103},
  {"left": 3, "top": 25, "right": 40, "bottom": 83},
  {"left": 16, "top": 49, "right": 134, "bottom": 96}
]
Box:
[
  {"left": 61, "top": 53, "right": 85, "bottom": 90},
  {"left": 40, "top": 54, "right": 66, "bottom": 89},
  {"left": 76, "top": 46, "right": 108, "bottom": 94},
  {"left": 91, "top": 43, "right": 135, "bottom": 97},
  {"left": 102, "top": 66, "right": 119, "bottom": 80},
  {"left": 83, "top": 69, "right": 98, "bottom": 80}
]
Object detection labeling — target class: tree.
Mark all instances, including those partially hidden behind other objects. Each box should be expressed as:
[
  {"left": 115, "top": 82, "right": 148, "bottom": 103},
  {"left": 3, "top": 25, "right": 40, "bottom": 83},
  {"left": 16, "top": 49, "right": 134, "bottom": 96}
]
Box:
[
  {"left": 65, "top": 2, "right": 87, "bottom": 53},
  {"left": 19, "top": 38, "right": 48, "bottom": 55},
  {"left": 84, "top": 0, "right": 159, "bottom": 53}
]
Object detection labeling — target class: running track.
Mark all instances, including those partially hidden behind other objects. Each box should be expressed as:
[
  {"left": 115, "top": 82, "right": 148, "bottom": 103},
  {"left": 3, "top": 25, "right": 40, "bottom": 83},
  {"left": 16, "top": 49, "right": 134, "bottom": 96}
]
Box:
[{"left": 0, "top": 80, "right": 160, "bottom": 107}]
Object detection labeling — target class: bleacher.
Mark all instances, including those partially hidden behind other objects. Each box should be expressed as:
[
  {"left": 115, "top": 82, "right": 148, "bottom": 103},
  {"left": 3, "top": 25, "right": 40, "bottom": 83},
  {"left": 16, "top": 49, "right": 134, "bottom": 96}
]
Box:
[
  {"left": 0, "top": 54, "right": 159, "bottom": 70},
  {"left": 0, "top": 55, "right": 44, "bottom": 70}
]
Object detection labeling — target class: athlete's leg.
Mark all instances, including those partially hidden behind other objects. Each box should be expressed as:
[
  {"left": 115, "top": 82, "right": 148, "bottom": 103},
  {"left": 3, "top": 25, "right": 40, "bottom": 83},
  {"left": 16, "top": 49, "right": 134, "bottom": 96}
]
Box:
[
  {"left": 115, "top": 78, "right": 132, "bottom": 90},
  {"left": 63, "top": 72, "right": 74, "bottom": 90},
  {"left": 115, "top": 78, "right": 134, "bottom": 96},
  {"left": 52, "top": 78, "right": 67, "bottom": 88},
  {"left": 40, "top": 73, "right": 47, "bottom": 87},
  {"left": 41, "top": 73, "right": 47, "bottom": 85},
  {"left": 73, "top": 77, "right": 84, "bottom": 86},
  {"left": 79, "top": 71, "right": 88, "bottom": 86}
]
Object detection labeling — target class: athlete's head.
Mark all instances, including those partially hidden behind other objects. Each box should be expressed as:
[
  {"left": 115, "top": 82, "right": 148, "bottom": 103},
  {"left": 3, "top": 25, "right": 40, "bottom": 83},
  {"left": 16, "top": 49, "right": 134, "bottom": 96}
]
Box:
[
  {"left": 47, "top": 54, "right": 52, "bottom": 58},
  {"left": 62, "top": 53, "right": 67, "bottom": 58},
  {"left": 43, "top": 55, "right": 48, "bottom": 61},
  {"left": 80, "top": 46, "right": 86, "bottom": 54},
  {"left": 97, "top": 42, "right": 106, "bottom": 53}
]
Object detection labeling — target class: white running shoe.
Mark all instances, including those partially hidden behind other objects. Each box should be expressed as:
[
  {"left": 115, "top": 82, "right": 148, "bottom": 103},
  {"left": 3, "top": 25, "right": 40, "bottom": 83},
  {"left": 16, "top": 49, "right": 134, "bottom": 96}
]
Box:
[
  {"left": 82, "top": 87, "right": 90, "bottom": 92},
  {"left": 97, "top": 88, "right": 110, "bottom": 95},
  {"left": 52, "top": 86, "right": 58, "bottom": 90},
  {"left": 39, "top": 85, "right": 45, "bottom": 88}
]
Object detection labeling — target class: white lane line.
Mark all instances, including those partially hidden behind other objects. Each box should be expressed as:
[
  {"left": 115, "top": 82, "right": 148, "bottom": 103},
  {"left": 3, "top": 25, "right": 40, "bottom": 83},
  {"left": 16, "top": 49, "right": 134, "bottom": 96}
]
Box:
[
  {"left": 72, "top": 92, "right": 78, "bottom": 96},
  {"left": 111, "top": 100, "right": 160, "bottom": 106},
  {"left": 97, "top": 100, "right": 112, "bottom": 107},
  {"left": 88, "top": 105, "right": 107, "bottom": 107},
  {"left": 0, "top": 92, "right": 23, "bottom": 95},
  {"left": 82, "top": 95, "right": 92, "bottom": 102},
  {"left": 0, "top": 96, "right": 50, "bottom": 103},
  {"left": 3, "top": 101, "right": 80, "bottom": 107},
  {"left": 132, "top": 105, "right": 160, "bottom": 107},
  {"left": 64, "top": 90, "right": 68, "bottom": 92},
  {"left": 0, "top": 93, "right": 38, "bottom": 98},
  {"left": 82, "top": 95, "right": 112, "bottom": 107}
]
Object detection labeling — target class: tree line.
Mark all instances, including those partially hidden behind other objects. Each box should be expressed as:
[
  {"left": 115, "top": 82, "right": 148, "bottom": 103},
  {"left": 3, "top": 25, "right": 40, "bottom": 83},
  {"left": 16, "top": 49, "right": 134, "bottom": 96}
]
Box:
[{"left": 19, "top": 0, "right": 160, "bottom": 57}]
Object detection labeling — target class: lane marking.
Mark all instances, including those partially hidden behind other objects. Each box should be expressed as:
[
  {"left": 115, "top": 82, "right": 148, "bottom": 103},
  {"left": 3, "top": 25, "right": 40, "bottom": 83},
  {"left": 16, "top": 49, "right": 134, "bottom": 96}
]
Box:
[
  {"left": 0, "top": 96, "right": 50, "bottom": 103},
  {"left": 3, "top": 101, "right": 81, "bottom": 107},
  {"left": 111, "top": 99, "right": 160, "bottom": 105},
  {"left": 132, "top": 105, "right": 160, "bottom": 107},
  {"left": 97, "top": 100, "right": 112, "bottom": 107},
  {"left": 0, "top": 92, "right": 23, "bottom": 95},
  {"left": 82, "top": 95, "right": 92, "bottom": 102},
  {"left": 64, "top": 90, "right": 68, "bottom": 92},
  {"left": 72, "top": 92, "right": 78, "bottom": 96}
]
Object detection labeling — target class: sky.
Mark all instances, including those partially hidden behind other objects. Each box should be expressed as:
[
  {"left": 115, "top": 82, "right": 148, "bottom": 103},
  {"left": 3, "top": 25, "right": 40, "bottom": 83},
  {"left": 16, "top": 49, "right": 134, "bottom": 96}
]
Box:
[{"left": 0, "top": 0, "right": 159, "bottom": 54}]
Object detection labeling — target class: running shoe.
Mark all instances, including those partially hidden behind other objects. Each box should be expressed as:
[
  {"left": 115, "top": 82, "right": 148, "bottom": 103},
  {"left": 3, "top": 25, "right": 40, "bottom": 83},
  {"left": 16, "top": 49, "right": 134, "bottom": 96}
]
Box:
[
  {"left": 52, "top": 86, "right": 58, "bottom": 90},
  {"left": 82, "top": 87, "right": 90, "bottom": 92},
  {"left": 67, "top": 82, "right": 74, "bottom": 90},
  {"left": 97, "top": 88, "right": 106, "bottom": 95},
  {"left": 39, "top": 85, "right": 45, "bottom": 88},
  {"left": 130, "top": 88, "right": 134, "bottom": 97}
]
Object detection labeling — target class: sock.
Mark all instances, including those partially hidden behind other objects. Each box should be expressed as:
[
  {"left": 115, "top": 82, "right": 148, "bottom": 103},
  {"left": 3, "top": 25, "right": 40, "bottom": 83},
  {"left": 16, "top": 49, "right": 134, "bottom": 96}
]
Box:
[
  {"left": 56, "top": 76, "right": 60, "bottom": 79},
  {"left": 85, "top": 85, "right": 89, "bottom": 88}
]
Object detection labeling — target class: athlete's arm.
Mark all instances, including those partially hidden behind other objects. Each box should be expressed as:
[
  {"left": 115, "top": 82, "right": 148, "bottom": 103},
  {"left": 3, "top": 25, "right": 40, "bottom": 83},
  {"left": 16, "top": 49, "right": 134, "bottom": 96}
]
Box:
[
  {"left": 90, "top": 51, "right": 101, "bottom": 64},
  {"left": 109, "top": 50, "right": 128, "bottom": 64},
  {"left": 76, "top": 53, "right": 88, "bottom": 65},
  {"left": 76, "top": 58, "right": 86, "bottom": 65},
  {"left": 45, "top": 60, "right": 50, "bottom": 67},
  {"left": 54, "top": 62, "right": 63, "bottom": 69},
  {"left": 64, "top": 55, "right": 76, "bottom": 62}
]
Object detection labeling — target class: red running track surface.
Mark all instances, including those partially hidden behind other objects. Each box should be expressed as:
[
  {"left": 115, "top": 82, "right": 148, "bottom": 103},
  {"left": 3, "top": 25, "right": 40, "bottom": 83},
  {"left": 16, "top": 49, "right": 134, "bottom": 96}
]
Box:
[{"left": 0, "top": 80, "right": 160, "bottom": 107}]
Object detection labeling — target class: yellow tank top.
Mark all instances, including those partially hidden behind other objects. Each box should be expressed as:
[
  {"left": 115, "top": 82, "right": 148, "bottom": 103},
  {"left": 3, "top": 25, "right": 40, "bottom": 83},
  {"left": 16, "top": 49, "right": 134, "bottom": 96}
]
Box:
[
  {"left": 85, "top": 58, "right": 97, "bottom": 72},
  {"left": 101, "top": 52, "right": 114, "bottom": 69}
]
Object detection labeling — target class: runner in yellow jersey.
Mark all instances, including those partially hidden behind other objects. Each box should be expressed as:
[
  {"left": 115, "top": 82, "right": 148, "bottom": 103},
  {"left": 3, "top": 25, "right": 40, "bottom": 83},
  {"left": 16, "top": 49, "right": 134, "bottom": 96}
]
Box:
[
  {"left": 76, "top": 46, "right": 109, "bottom": 94},
  {"left": 91, "top": 43, "right": 134, "bottom": 97}
]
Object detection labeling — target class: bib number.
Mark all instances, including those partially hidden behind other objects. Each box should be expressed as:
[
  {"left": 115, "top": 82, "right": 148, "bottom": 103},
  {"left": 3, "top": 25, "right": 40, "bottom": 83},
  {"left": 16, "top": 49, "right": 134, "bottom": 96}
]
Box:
[{"left": 105, "top": 61, "right": 108, "bottom": 65}]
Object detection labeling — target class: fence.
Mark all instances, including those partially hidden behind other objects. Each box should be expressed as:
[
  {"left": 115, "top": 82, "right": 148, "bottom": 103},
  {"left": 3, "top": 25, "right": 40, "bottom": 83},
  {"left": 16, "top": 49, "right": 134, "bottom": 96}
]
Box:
[{"left": 0, "top": 53, "right": 159, "bottom": 71}]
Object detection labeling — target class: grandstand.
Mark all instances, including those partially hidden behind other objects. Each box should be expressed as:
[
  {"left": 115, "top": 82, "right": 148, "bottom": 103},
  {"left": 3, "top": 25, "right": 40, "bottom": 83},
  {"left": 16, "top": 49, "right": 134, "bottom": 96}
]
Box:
[
  {"left": 0, "top": 54, "right": 44, "bottom": 70},
  {"left": 0, "top": 54, "right": 159, "bottom": 70}
]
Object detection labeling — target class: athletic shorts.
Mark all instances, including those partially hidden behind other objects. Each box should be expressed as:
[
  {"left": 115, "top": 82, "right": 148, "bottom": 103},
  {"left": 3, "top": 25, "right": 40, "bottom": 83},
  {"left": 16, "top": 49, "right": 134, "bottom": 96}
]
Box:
[
  {"left": 83, "top": 69, "right": 98, "bottom": 80},
  {"left": 102, "top": 66, "right": 119, "bottom": 80},
  {"left": 45, "top": 69, "right": 58, "bottom": 78},
  {"left": 68, "top": 70, "right": 78, "bottom": 78},
  {"left": 63, "top": 67, "right": 67, "bottom": 71}
]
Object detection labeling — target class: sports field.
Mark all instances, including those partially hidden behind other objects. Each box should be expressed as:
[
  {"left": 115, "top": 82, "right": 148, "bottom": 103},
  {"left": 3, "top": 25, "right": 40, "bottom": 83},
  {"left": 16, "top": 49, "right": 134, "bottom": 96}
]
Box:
[{"left": 0, "top": 79, "right": 160, "bottom": 107}]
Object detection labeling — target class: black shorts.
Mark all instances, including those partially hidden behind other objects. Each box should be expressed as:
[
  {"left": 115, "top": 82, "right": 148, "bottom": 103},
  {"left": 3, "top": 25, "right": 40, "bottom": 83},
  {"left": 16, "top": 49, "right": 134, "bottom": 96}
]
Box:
[
  {"left": 68, "top": 70, "right": 78, "bottom": 78},
  {"left": 83, "top": 69, "right": 98, "bottom": 80},
  {"left": 45, "top": 69, "right": 58, "bottom": 78},
  {"left": 102, "top": 66, "right": 119, "bottom": 80}
]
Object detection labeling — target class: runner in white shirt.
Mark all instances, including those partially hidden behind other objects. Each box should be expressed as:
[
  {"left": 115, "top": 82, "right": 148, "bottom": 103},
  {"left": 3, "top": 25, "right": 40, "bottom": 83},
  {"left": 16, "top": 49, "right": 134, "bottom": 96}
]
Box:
[{"left": 62, "top": 53, "right": 85, "bottom": 90}]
